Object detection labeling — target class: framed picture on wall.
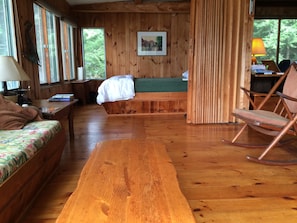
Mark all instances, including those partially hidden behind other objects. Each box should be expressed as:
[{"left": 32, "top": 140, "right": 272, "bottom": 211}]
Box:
[{"left": 137, "top": 31, "right": 167, "bottom": 56}]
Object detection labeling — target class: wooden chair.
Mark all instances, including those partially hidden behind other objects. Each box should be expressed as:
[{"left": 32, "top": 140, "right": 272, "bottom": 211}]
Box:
[{"left": 226, "top": 62, "right": 297, "bottom": 165}]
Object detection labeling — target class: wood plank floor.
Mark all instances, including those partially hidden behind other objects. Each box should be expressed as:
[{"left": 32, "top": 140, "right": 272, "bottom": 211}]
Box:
[{"left": 20, "top": 104, "right": 297, "bottom": 223}]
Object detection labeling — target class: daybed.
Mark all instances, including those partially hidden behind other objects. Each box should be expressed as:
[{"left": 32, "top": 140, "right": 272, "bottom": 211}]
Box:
[
  {"left": 97, "top": 75, "right": 188, "bottom": 115},
  {"left": 0, "top": 95, "right": 66, "bottom": 223}
]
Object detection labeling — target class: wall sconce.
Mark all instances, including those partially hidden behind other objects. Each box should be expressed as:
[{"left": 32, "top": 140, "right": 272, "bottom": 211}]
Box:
[{"left": 252, "top": 38, "right": 266, "bottom": 64}]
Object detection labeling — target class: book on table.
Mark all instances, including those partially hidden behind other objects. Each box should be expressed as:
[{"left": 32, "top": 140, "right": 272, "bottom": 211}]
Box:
[{"left": 49, "top": 94, "right": 74, "bottom": 102}]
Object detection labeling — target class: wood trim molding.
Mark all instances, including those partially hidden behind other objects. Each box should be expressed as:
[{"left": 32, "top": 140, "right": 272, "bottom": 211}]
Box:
[{"left": 71, "top": 2, "right": 190, "bottom": 13}]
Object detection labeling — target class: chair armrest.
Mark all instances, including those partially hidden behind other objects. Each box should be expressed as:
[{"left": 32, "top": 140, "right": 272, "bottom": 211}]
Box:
[
  {"left": 240, "top": 87, "right": 273, "bottom": 97},
  {"left": 276, "top": 91, "right": 297, "bottom": 102},
  {"left": 240, "top": 86, "right": 280, "bottom": 110}
]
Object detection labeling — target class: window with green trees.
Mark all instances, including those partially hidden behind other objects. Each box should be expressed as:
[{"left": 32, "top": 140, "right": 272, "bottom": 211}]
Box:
[
  {"left": 34, "top": 3, "right": 59, "bottom": 84},
  {"left": 82, "top": 28, "right": 106, "bottom": 79},
  {"left": 253, "top": 19, "right": 297, "bottom": 64},
  {"left": 0, "top": 0, "right": 19, "bottom": 91}
]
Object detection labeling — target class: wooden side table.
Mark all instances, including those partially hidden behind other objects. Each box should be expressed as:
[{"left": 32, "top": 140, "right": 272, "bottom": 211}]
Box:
[
  {"left": 33, "top": 99, "right": 78, "bottom": 139},
  {"left": 71, "top": 80, "right": 90, "bottom": 105}
]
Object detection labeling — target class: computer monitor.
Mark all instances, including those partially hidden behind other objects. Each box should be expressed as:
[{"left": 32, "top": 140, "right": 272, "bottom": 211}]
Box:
[{"left": 278, "top": 60, "right": 291, "bottom": 72}]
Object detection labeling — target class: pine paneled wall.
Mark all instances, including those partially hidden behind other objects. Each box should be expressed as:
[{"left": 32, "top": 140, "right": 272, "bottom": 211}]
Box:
[{"left": 76, "top": 12, "right": 190, "bottom": 78}]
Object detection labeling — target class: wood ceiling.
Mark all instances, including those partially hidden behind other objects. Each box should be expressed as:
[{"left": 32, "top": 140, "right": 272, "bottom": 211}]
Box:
[
  {"left": 66, "top": 0, "right": 297, "bottom": 7},
  {"left": 66, "top": 0, "right": 189, "bottom": 6},
  {"left": 65, "top": 0, "right": 297, "bottom": 16}
]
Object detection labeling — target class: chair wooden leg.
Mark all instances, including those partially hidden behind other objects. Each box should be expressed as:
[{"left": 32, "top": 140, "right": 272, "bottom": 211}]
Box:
[
  {"left": 246, "top": 156, "right": 297, "bottom": 165},
  {"left": 258, "top": 119, "right": 297, "bottom": 160},
  {"left": 247, "top": 118, "right": 297, "bottom": 165},
  {"left": 232, "top": 124, "right": 248, "bottom": 143},
  {"left": 222, "top": 123, "right": 248, "bottom": 145}
]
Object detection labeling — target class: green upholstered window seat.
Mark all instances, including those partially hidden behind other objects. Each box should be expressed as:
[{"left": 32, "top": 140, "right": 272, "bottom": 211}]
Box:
[
  {"left": 134, "top": 78, "right": 187, "bottom": 92},
  {"left": 103, "top": 78, "right": 187, "bottom": 115}
]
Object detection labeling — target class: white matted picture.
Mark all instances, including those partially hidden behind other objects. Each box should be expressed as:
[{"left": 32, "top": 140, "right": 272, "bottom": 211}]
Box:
[{"left": 137, "top": 31, "right": 167, "bottom": 56}]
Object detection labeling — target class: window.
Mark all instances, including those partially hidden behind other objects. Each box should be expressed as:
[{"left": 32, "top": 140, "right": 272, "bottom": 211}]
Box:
[
  {"left": 33, "top": 3, "right": 59, "bottom": 84},
  {"left": 60, "top": 21, "right": 75, "bottom": 81},
  {"left": 82, "top": 28, "right": 106, "bottom": 79},
  {"left": 0, "top": 0, "right": 18, "bottom": 91},
  {"left": 279, "top": 19, "right": 297, "bottom": 61},
  {"left": 253, "top": 19, "right": 297, "bottom": 64}
]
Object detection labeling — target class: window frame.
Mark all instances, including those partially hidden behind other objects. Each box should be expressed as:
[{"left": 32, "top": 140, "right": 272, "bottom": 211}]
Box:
[
  {"left": 0, "top": 0, "right": 19, "bottom": 91},
  {"left": 33, "top": 3, "right": 60, "bottom": 85},
  {"left": 60, "top": 20, "right": 75, "bottom": 81}
]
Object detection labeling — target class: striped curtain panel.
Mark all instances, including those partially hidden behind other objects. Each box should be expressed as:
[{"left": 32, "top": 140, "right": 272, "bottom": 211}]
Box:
[{"left": 187, "top": 0, "right": 254, "bottom": 124}]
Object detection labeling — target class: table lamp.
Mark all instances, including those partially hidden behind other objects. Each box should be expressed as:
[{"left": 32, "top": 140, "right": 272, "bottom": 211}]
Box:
[
  {"left": 252, "top": 38, "right": 266, "bottom": 64},
  {"left": 0, "top": 56, "right": 30, "bottom": 102}
]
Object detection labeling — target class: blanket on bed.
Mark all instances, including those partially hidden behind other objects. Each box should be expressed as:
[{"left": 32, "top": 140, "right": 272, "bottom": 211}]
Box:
[
  {"left": 96, "top": 74, "right": 135, "bottom": 105},
  {"left": 0, "top": 94, "right": 42, "bottom": 130}
]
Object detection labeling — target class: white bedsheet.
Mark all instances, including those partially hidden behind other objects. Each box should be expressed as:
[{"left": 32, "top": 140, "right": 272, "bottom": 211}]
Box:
[{"left": 96, "top": 74, "right": 135, "bottom": 105}]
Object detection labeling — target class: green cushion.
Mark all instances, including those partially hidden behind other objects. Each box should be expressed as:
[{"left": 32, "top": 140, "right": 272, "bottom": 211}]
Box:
[{"left": 134, "top": 78, "right": 187, "bottom": 92}]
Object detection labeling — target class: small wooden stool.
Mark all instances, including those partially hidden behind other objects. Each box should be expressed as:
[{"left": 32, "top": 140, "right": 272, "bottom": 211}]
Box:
[{"left": 56, "top": 139, "right": 196, "bottom": 223}]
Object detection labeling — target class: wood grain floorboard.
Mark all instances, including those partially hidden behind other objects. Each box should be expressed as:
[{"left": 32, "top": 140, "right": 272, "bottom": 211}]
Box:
[{"left": 20, "top": 104, "right": 297, "bottom": 223}]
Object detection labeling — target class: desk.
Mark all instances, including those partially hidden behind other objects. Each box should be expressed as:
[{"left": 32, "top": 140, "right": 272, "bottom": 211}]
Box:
[
  {"left": 251, "top": 73, "right": 284, "bottom": 93},
  {"left": 250, "top": 74, "right": 284, "bottom": 110},
  {"left": 33, "top": 99, "right": 78, "bottom": 139}
]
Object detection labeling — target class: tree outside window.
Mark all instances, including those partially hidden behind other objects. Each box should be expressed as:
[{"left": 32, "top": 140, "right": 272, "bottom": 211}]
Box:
[
  {"left": 82, "top": 28, "right": 106, "bottom": 79},
  {"left": 0, "top": 0, "right": 19, "bottom": 91},
  {"left": 253, "top": 19, "right": 297, "bottom": 64},
  {"left": 33, "top": 3, "right": 59, "bottom": 84}
]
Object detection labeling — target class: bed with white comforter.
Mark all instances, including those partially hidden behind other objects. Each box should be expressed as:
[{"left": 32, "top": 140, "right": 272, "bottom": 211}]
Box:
[
  {"left": 96, "top": 74, "right": 187, "bottom": 114},
  {"left": 96, "top": 74, "right": 135, "bottom": 105}
]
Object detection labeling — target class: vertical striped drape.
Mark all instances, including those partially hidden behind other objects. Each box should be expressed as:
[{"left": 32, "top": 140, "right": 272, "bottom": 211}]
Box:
[{"left": 187, "top": 0, "right": 254, "bottom": 124}]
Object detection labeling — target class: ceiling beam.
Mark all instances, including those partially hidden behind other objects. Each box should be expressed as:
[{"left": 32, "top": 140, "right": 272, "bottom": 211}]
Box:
[
  {"left": 70, "top": 1, "right": 190, "bottom": 13},
  {"left": 255, "top": 6, "right": 297, "bottom": 18},
  {"left": 134, "top": 0, "right": 143, "bottom": 4},
  {"left": 256, "top": 0, "right": 297, "bottom": 7}
]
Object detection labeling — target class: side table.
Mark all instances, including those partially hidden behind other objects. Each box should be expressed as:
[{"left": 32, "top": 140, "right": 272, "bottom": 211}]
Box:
[
  {"left": 33, "top": 99, "right": 78, "bottom": 139},
  {"left": 71, "top": 80, "right": 90, "bottom": 105}
]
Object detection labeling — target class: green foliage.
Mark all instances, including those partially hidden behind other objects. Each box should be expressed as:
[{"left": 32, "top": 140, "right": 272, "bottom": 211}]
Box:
[
  {"left": 279, "top": 19, "right": 297, "bottom": 61},
  {"left": 83, "top": 28, "right": 106, "bottom": 79},
  {"left": 253, "top": 19, "right": 297, "bottom": 63}
]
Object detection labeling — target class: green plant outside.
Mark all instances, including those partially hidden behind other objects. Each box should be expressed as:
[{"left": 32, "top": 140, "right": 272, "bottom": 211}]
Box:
[
  {"left": 82, "top": 28, "right": 106, "bottom": 79},
  {"left": 253, "top": 19, "right": 297, "bottom": 64}
]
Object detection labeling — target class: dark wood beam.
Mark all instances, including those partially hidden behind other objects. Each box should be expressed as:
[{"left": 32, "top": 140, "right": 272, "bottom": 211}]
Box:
[
  {"left": 255, "top": 6, "right": 297, "bottom": 18},
  {"left": 134, "top": 0, "right": 143, "bottom": 4},
  {"left": 256, "top": 0, "right": 297, "bottom": 7},
  {"left": 70, "top": 2, "right": 190, "bottom": 13}
]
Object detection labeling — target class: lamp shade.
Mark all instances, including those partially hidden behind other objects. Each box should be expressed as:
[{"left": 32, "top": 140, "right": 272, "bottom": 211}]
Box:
[
  {"left": 0, "top": 56, "right": 30, "bottom": 81},
  {"left": 252, "top": 38, "right": 266, "bottom": 56}
]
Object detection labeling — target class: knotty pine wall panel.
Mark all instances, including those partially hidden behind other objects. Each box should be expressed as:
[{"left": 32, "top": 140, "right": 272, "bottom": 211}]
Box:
[{"left": 76, "top": 12, "right": 190, "bottom": 78}]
